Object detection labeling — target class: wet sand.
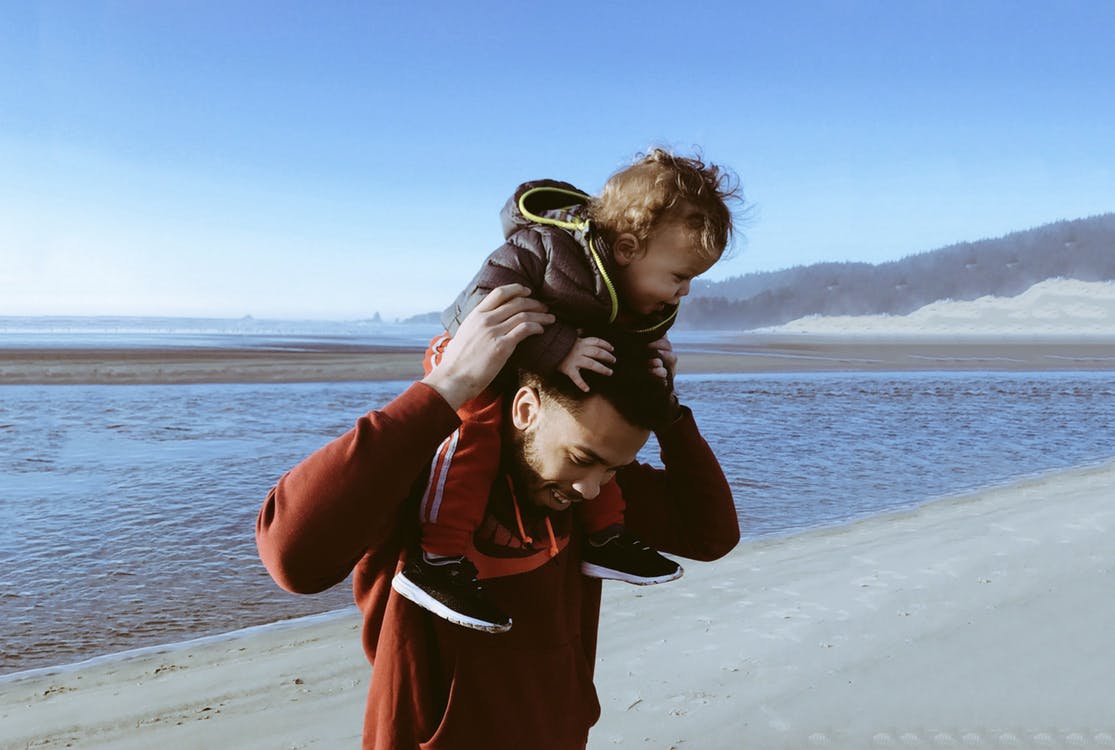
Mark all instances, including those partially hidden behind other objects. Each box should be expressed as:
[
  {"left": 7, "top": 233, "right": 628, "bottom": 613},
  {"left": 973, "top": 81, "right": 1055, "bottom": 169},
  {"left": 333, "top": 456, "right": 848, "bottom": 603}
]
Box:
[{"left": 3, "top": 335, "right": 1115, "bottom": 385}]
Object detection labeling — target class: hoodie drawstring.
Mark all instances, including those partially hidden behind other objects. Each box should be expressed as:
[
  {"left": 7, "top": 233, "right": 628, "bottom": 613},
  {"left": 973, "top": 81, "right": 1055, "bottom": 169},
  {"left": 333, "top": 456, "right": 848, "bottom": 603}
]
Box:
[{"left": 506, "top": 476, "right": 559, "bottom": 558}]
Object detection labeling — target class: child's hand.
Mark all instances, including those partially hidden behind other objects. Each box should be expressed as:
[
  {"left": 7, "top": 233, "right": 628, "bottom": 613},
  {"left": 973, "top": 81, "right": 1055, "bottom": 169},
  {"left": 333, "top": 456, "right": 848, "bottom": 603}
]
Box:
[
  {"left": 647, "top": 336, "right": 677, "bottom": 385},
  {"left": 558, "top": 336, "right": 615, "bottom": 392}
]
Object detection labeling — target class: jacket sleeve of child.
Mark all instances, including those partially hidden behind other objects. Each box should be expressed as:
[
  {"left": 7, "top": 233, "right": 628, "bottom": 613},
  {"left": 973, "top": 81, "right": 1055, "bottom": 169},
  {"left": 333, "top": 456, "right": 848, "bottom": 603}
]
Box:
[
  {"left": 442, "top": 233, "right": 581, "bottom": 375},
  {"left": 256, "top": 382, "right": 461, "bottom": 595},
  {"left": 617, "top": 406, "right": 740, "bottom": 562}
]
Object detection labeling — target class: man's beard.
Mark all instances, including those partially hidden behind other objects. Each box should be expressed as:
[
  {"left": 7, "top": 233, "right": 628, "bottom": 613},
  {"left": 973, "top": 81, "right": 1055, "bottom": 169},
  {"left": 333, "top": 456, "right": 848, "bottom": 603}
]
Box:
[{"left": 505, "top": 425, "right": 550, "bottom": 515}]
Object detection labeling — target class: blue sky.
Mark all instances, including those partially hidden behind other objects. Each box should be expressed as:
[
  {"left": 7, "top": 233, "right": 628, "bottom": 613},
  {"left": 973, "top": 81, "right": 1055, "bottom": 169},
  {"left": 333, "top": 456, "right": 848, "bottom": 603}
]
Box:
[{"left": 3, "top": 1, "right": 1113, "bottom": 320}]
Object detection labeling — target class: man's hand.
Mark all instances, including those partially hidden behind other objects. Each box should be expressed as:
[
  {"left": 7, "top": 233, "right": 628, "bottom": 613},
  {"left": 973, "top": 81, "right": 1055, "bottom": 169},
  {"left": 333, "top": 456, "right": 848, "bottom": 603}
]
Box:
[
  {"left": 647, "top": 336, "right": 677, "bottom": 385},
  {"left": 648, "top": 336, "right": 684, "bottom": 425},
  {"left": 422, "top": 285, "right": 554, "bottom": 410},
  {"left": 558, "top": 336, "right": 615, "bottom": 392}
]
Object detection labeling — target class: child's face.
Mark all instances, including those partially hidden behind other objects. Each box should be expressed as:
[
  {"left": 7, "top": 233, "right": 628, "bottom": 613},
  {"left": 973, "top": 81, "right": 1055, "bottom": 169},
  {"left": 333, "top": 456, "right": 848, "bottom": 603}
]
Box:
[{"left": 613, "top": 220, "right": 717, "bottom": 316}]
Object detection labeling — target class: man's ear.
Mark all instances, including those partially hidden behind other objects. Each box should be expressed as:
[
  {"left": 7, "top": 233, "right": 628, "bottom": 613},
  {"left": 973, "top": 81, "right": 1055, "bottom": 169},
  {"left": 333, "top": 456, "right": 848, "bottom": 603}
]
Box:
[
  {"left": 510, "top": 386, "right": 541, "bottom": 430},
  {"left": 611, "top": 233, "right": 644, "bottom": 267}
]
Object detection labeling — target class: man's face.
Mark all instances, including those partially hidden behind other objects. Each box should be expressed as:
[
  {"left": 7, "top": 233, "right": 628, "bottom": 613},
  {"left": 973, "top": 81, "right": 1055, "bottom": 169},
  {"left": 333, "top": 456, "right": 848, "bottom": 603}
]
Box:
[{"left": 508, "top": 387, "right": 650, "bottom": 512}]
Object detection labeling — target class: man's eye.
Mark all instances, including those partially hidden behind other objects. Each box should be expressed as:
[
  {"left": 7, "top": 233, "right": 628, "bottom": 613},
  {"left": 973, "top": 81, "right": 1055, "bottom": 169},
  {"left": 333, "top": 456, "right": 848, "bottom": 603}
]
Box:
[{"left": 570, "top": 455, "right": 592, "bottom": 466}]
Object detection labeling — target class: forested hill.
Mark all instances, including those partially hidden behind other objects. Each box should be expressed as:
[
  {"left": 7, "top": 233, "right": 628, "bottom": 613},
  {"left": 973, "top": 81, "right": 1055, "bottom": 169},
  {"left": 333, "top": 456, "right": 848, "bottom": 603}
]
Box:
[{"left": 681, "top": 213, "right": 1115, "bottom": 330}]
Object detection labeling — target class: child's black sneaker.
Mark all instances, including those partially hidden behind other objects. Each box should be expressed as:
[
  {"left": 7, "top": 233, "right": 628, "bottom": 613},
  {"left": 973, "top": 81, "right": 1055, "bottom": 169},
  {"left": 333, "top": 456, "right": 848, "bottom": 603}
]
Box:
[
  {"left": 580, "top": 525, "right": 684, "bottom": 585},
  {"left": 392, "top": 552, "right": 512, "bottom": 633}
]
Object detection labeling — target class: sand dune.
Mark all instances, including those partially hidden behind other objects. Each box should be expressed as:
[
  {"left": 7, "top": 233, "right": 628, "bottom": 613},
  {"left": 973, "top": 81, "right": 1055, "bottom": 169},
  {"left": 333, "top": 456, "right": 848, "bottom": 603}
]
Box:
[{"left": 764, "top": 278, "right": 1115, "bottom": 336}]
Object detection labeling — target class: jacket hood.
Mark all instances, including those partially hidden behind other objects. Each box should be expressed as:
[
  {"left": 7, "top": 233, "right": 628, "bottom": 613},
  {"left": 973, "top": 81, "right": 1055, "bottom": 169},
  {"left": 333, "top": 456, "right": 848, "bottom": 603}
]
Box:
[{"left": 500, "top": 180, "right": 591, "bottom": 240}]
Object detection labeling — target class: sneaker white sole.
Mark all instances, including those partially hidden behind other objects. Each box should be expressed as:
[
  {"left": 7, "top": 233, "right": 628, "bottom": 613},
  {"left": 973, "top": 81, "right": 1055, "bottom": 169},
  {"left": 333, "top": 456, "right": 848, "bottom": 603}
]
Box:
[
  {"left": 390, "top": 572, "right": 512, "bottom": 633},
  {"left": 579, "top": 562, "right": 684, "bottom": 585}
]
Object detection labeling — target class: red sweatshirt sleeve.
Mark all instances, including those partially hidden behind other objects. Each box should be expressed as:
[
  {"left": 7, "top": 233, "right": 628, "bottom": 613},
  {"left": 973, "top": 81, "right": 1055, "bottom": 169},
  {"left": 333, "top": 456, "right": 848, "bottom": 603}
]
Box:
[
  {"left": 618, "top": 406, "right": 740, "bottom": 561},
  {"left": 256, "top": 382, "right": 461, "bottom": 595}
]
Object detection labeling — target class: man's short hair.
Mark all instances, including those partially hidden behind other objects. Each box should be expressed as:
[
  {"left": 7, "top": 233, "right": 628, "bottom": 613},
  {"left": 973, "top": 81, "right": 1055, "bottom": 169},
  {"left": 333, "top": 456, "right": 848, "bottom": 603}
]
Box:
[{"left": 519, "top": 330, "right": 675, "bottom": 431}]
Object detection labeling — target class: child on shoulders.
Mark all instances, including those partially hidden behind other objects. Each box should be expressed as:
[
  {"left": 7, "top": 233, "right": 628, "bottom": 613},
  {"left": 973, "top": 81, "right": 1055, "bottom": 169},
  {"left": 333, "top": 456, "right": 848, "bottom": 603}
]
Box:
[{"left": 391, "top": 149, "right": 741, "bottom": 632}]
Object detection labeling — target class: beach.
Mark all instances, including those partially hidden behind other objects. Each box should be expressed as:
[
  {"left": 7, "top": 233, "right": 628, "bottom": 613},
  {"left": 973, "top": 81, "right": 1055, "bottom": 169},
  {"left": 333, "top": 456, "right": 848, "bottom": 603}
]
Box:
[
  {"left": 592, "top": 460, "right": 1115, "bottom": 748},
  {"left": 4, "top": 280, "right": 1115, "bottom": 748},
  {"left": 3, "top": 460, "right": 1112, "bottom": 749}
]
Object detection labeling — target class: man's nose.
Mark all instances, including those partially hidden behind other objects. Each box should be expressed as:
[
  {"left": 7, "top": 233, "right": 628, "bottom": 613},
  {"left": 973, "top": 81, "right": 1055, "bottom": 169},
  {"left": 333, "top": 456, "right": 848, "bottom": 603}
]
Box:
[
  {"left": 678, "top": 279, "right": 691, "bottom": 297},
  {"left": 571, "top": 476, "right": 602, "bottom": 500}
]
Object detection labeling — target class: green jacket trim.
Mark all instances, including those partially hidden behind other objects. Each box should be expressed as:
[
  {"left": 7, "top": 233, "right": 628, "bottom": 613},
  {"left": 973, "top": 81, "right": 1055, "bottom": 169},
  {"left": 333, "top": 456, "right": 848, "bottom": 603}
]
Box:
[
  {"left": 633, "top": 305, "right": 678, "bottom": 334},
  {"left": 517, "top": 186, "right": 590, "bottom": 231},
  {"left": 518, "top": 187, "right": 619, "bottom": 324}
]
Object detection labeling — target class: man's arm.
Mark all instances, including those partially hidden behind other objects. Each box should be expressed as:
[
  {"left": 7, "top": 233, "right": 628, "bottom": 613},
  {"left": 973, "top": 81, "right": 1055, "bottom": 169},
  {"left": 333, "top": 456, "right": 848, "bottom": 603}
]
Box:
[
  {"left": 617, "top": 338, "right": 738, "bottom": 560},
  {"left": 256, "top": 383, "right": 459, "bottom": 594},
  {"left": 617, "top": 406, "right": 740, "bottom": 562},
  {"left": 256, "top": 285, "right": 554, "bottom": 594}
]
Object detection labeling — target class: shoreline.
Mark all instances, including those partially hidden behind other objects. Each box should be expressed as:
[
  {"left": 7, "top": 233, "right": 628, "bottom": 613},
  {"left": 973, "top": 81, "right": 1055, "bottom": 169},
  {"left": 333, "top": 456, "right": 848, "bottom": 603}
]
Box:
[
  {"left": 1, "top": 458, "right": 1108, "bottom": 685},
  {"left": 3, "top": 335, "right": 1115, "bottom": 385},
  {"left": 2, "top": 457, "right": 1105, "bottom": 685},
  {"left": 0, "top": 608, "right": 360, "bottom": 686},
  {"left": 3, "top": 460, "right": 1113, "bottom": 747}
]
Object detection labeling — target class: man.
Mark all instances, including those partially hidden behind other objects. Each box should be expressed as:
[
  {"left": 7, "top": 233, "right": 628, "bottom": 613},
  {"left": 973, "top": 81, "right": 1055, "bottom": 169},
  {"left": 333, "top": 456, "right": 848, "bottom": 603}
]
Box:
[{"left": 256, "top": 284, "right": 739, "bottom": 749}]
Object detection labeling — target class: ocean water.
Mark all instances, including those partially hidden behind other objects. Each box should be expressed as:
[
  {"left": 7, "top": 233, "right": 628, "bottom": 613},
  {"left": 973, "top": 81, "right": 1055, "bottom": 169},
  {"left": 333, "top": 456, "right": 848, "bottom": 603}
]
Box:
[
  {"left": 1, "top": 371, "right": 1114, "bottom": 675},
  {"left": 0, "top": 315, "right": 442, "bottom": 350}
]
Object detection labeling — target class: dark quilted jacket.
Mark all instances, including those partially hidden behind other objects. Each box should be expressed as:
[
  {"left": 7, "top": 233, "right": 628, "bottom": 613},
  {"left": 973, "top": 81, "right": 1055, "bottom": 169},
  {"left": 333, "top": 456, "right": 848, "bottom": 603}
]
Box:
[{"left": 441, "top": 180, "right": 679, "bottom": 374}]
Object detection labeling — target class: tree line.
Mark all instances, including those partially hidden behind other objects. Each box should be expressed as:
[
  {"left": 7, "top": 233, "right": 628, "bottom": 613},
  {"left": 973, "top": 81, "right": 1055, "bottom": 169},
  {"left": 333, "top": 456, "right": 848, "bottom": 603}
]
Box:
[{"left": 680, "top": 213, "right": 1115, "bottom": 330}]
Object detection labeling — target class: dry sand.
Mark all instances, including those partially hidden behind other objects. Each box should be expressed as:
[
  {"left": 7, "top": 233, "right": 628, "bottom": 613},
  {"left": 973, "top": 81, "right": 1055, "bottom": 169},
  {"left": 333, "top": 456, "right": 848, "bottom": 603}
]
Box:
[
  {"left": 593, "top": 460, "right": 1115, "bottom": 748},
  {"left": 3, "top": 461, "right": 1113, "bottom": 749}
]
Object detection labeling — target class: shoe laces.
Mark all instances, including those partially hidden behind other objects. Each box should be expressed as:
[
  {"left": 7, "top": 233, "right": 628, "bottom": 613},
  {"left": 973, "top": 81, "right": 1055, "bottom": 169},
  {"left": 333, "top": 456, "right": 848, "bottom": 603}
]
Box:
[{"left": 609, "top": 533, "right": 650, "bottom": 552}]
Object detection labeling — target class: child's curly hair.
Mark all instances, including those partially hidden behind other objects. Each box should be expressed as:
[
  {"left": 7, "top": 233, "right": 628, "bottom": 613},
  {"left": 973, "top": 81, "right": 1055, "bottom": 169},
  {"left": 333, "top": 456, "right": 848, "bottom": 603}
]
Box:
[{"left": 590, "top": 149, "right": 743, "bottom": 262}]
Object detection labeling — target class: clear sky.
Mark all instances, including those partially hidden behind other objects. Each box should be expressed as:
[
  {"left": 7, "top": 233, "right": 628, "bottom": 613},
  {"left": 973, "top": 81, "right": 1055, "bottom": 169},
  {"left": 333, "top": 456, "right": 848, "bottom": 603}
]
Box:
[{"left": 3, "top": 1, "right": 1113, "bottom": 320}]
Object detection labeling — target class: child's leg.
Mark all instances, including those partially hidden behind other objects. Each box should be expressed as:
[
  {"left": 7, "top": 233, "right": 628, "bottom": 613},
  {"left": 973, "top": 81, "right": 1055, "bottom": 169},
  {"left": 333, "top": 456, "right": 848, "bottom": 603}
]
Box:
[
  {"left": 422, "top": 333, "right": 452, "bottom": 377},
  {"left": 576, "top": 480, "right": 625, "bottom": 535},
  {"left": 578, "top": 481, "right": 683, "bottom": 585},
  {"left": 419, "top": 334, "right": 504, "bottom": 558},
  {"left": 395, "top": 334, "right": 513, "bottom": 633}
]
